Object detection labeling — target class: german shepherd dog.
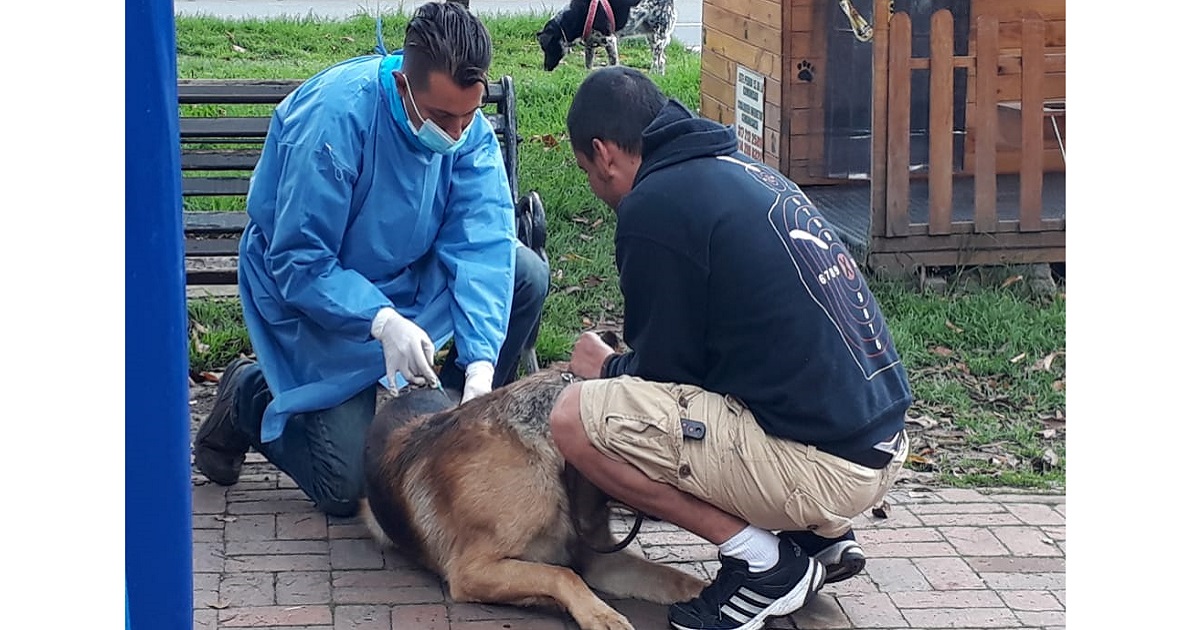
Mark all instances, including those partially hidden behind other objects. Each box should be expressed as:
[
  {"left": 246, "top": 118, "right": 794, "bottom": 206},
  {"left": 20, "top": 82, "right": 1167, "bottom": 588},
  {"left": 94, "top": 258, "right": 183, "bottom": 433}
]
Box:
[{"left": 360, "top": 366, "right": 706, "bottom": 630}]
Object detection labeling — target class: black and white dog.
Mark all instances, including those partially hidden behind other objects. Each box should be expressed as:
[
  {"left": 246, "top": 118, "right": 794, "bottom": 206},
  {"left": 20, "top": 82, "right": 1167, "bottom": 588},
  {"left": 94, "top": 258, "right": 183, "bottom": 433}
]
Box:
[{"left": 536, "top": 0, "right": 677, "bottom": 75}]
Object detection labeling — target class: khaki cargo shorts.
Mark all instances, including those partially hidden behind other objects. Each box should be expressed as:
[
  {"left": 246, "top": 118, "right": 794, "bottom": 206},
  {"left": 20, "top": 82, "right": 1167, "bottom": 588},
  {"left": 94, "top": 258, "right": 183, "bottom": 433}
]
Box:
[{"left": 577, "top": 376, "right": 909, "bottom": 536}]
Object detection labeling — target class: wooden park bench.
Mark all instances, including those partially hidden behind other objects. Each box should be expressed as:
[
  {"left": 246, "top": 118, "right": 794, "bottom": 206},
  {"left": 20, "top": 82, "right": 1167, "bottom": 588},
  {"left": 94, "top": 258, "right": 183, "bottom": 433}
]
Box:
[{"left": 178, "top": 75, "right": 542, "bottom": 284}]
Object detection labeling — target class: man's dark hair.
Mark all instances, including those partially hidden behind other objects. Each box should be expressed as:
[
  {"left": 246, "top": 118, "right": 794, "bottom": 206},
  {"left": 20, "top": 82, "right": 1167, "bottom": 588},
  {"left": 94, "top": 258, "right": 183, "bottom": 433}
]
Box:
[
  {"left": 403, "top": 1, "right": 492, "bottom": 91},
  {"left": 567, "top": 66, "right": 668, "bottom": 160}
]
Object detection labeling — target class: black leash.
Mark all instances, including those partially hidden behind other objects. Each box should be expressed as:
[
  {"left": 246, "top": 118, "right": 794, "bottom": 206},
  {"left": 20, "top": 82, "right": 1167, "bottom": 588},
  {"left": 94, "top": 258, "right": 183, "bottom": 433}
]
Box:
[{"left": 584, "top": 503, "right": 644, "bottom": 554}]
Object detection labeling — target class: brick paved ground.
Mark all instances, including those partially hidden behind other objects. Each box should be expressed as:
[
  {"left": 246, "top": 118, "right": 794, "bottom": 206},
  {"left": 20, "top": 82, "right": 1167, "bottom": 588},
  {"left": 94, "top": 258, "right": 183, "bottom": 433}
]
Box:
[{"left": 190, "top": 456, "right": 1065, "bottom": 630}]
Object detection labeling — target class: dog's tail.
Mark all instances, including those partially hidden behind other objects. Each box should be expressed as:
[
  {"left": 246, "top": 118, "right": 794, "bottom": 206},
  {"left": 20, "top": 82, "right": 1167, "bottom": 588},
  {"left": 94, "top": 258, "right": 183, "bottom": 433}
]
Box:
[{"left": 359, "top": 498, "right": 397, "bottom": 549}]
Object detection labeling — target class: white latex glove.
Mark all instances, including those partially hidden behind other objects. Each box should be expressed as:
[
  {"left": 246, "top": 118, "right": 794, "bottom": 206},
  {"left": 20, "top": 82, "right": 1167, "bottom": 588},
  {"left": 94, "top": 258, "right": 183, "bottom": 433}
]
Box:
[
  {"left": 371, "top": 307, "right": 438, "bottom": 394},
  {"left": 460, "top": 360, "right": 495, "bottom": 404}
]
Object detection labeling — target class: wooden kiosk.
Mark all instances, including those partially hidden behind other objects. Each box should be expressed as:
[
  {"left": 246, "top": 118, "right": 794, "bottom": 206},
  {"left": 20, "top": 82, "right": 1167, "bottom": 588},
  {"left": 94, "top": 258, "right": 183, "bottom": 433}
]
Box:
[{"left": 699, "top": 0, "right": 1066, "bottom": 272}]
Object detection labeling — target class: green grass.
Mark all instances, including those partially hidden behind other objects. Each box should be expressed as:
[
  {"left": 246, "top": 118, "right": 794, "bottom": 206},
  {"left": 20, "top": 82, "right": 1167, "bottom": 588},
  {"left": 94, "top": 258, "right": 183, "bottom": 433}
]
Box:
[{"left": 177, "top": 14, "right": 1065, "bottom": 489}]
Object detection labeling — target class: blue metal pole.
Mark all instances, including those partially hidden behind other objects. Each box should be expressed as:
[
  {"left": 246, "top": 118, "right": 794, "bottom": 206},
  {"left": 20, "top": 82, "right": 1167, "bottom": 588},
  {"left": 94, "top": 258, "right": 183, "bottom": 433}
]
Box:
[{"left": 126, "top": 0, "right": 193, "bottom": 627}]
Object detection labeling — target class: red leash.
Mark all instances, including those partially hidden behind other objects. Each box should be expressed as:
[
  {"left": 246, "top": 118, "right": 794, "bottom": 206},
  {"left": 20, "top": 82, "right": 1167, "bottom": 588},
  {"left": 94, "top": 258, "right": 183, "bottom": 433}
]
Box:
[{"left": 582, "top": 0, "right": 616, "bottom": 40}]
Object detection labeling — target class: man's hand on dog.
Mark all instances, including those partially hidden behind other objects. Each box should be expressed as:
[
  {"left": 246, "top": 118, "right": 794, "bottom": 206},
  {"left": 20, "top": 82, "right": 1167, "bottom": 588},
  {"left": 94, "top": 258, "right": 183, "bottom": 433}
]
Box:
[{"left": 570, "top": 331, "right": 616, "bottom": 379}]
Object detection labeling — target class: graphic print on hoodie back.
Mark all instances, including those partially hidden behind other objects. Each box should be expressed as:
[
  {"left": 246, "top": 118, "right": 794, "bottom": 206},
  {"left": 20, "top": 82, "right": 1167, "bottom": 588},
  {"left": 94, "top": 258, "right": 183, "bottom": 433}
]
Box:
[{"left": 717, "top": 154, "right": 901, "bottom": 381}]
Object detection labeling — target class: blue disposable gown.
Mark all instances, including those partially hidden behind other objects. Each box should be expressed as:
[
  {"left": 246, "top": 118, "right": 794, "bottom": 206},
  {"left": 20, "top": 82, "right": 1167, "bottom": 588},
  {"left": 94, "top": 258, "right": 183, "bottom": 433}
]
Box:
[{"left": 237, "top": 54, "right": 516, "bottom": 443}]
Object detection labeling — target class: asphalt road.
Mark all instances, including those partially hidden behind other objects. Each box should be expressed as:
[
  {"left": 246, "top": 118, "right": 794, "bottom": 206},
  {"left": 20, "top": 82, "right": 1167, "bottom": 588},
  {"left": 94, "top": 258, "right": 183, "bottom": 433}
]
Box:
[{"left": 173, "top": 0, "right": 704, "bottom": 48}]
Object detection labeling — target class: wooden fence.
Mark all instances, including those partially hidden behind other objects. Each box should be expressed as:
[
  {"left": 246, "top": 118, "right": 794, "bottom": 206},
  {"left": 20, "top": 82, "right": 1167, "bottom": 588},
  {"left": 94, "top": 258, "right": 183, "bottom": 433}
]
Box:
[{"left": 865, "top": 0, "right": 1065, "bottom": 270}]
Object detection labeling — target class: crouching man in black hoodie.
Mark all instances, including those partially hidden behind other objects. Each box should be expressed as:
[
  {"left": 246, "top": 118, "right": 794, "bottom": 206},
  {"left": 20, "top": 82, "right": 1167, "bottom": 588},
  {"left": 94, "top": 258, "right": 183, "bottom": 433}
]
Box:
[{"left": 548, "top": 67, "right": 914, "bottom": 630}]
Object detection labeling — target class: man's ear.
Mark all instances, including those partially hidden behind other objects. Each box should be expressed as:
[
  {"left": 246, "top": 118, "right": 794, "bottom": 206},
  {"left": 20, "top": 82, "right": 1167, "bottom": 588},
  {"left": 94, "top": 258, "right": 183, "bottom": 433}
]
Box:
[
  {"left": 392, "top": 70, "right": 409, "bottom": 95},
  {"left": 591, "top": 138, "right": 616, "bottom": 178}
]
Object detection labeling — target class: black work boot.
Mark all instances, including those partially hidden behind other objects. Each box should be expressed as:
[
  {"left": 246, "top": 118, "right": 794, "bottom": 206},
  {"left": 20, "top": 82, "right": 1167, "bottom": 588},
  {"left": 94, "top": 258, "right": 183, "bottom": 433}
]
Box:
[{"left": 193, "top": 357, "right": 255, "bottom": 485}]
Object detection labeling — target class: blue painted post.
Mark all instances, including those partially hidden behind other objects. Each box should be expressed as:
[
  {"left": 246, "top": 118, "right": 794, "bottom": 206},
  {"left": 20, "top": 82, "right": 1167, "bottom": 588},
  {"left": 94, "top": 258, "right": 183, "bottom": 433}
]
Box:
[{"left": 126, "top": 0, "right": 193, "bottom": 628}]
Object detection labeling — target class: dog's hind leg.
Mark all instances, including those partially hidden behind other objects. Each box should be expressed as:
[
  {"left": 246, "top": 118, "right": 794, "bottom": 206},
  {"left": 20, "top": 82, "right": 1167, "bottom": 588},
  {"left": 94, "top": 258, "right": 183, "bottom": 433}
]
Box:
[
  {"left": 584, "top": 43, "right": 596, "bottom": 70},
  {"left": 650, "top": 36, "right": 668, "bottom": 74},
  {"left": 445, "top": 555, "right": 635, "bottom": 630},
  {"left": 604, "top": 36, "right": 620, "bottom": 67},
  {"left": 581, "top": 549, "right": 706, "bottom": 604}
]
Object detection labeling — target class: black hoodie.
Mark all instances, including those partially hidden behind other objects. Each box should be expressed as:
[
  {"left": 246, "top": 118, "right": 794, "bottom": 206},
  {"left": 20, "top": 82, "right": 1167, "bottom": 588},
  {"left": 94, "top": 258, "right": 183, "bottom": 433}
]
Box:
[{"left": 601, "top": 100, "right": 912, "bottom": 464}]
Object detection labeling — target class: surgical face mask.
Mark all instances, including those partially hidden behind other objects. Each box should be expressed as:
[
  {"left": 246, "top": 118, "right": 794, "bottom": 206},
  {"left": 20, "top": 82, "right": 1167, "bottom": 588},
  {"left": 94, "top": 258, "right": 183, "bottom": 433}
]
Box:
[{"left": 403, "top": 74, "right": 471, "bottom": 155}]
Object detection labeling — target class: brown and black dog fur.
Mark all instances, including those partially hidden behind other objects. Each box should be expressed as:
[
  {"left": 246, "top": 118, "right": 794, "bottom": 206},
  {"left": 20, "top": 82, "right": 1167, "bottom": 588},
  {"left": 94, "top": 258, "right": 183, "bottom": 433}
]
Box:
[{"left": 360, "top": 365, "right": 706, "bottom": 630}]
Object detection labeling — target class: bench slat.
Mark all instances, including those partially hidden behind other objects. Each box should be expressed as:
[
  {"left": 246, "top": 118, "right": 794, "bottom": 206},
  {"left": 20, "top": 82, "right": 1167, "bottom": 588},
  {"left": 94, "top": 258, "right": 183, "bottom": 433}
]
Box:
[
  {"left": 180, "top": 114, "right": 509, "bottom": 141},
  {"left": 182, "top": 150, "right": 262, "bottom": 171},
  {"left": 178, "top": 79, "right": 301, "bottom": 104},
  {"left": 181, "top": 117, "right": 269, "bottom": 139},
  {"left": 187, "top": 268, "right": 239, "bottom": 284},
  {"left": 178, "top": 78, "right": 510, "bottom": 107},
  {"left": 186, "top": 237, "right": 242, "bottom": 257},
  {"left": 184, "top": 178, "right": 251, "bottom": 196},
  {"left": 185, "top": 212, "right": 248, "bottom": 234}
]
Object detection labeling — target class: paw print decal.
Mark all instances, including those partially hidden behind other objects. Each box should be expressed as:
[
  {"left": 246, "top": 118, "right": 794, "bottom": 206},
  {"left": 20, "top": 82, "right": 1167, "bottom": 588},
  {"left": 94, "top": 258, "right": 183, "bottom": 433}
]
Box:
[{"left": 797, "top": 60, "right": 815, "bottom": 83}]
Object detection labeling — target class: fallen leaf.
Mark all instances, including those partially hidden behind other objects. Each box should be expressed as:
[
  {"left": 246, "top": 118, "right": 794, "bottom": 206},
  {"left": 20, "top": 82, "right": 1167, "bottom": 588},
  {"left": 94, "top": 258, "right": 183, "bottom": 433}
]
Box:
[
  {"left": 341, "top": 36, "right": 355, "bottom": 42},
  {"left": 200, "top": 371, "right": 220, "bottom": 383},
  {"left": 1037, "top": 352, "right": 1058, "bottom": 371},
  {"left": 1000, "top": 274, "right": 1024, "bottom": 288},
  {"left": 1039, "top": 428, "right": 1057, "bottom": 439},
  {"left": 930, "top": 346, "right": 954, "bottom": 357},
  {"left": 1009, "top": 352, "right": 1026, "bottom": 364},
  {"left": 192, "top": 321, "right": 209, "bottom": 334},
  {"left": 581, "top": 275, "right": 605, "bottom": 287},
  {"left": 581, "top": 316, "right": 593, "bottom": 327},
  {"left": 559, "top": 285, "right": 583, "bottom": 295},
  {"left": 906, "top": 453, "right": 935, "bottom": 471},
  {"left": 1042, "top": 448, "right": 1060, "bottom": 467},
  {"left": 231, "top": 43, "right": 247, "bottom": 53},
  {"left": 905, "top": 414, "right": 939, "bottom": 429},
  {"left": 945, "top": 319, "right": 964, "bottom": 333},
  {"left": 871, "top": 501, "right": 890, "bottom": 519},
  {"left": 1052, "top": 380, "right": 1064, "bottom": 391},
  {"left": 578, "top": 233, "right": 593, "bottom": 241},
  {"left": 590, "top": 218, "right": 604, "bottom": 229},
  {"left": 538, "top": 134, "right": 559, "bottom": 148},
  {"left": 571, "top": 216, "right": 591, "bottom": 224}
]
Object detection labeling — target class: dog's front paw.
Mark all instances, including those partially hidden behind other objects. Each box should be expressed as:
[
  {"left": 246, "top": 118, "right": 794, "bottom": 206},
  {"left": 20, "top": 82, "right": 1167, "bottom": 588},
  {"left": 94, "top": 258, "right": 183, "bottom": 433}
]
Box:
[
  {"left": 577, "top": 606, "right": 635, "bottom": 630},
  {"left": 665, "top": 572, "right": 707, "bottom": 603}
]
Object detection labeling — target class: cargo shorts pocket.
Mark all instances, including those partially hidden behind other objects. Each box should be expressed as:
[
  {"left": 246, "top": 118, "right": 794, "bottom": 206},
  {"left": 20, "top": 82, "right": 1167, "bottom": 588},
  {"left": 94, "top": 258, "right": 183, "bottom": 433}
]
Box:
[
  {"left": 783, "top": 488, "right": 856, "bottom": 536},
  {"left": 597, "top": 412, "right": 682, "bottom": 486}
]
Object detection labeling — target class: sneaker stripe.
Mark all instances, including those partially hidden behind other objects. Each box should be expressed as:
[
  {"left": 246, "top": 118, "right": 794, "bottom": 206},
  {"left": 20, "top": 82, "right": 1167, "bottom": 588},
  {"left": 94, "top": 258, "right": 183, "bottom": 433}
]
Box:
[
  {"left": 735, "top": 587, "right": 775, "bottom": 606},
  {"left": 725, "top": 595, "right": 760, "bottom": 616},
  {"left": 718, "top": 604, "right": 753, "bottom": 624}
]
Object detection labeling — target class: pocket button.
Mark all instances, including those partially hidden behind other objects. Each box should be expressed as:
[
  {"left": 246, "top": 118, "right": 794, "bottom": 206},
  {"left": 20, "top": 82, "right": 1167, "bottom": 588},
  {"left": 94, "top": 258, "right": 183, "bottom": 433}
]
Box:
[{"left": 679, "top": 463, "right": 692, "bottom": 478}]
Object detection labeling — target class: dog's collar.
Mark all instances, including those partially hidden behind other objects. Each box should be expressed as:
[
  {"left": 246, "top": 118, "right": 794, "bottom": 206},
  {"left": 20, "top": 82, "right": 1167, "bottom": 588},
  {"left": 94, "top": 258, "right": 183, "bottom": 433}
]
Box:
[{"left": 582, "top": 0, "right": 616, "bottom": 40}]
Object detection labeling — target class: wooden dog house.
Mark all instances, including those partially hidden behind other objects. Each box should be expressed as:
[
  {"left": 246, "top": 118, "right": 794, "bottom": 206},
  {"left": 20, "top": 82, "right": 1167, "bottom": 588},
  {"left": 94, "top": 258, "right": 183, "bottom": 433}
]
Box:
[{"left": 699, "top": 0, "right": 1066, "bottom": 272}]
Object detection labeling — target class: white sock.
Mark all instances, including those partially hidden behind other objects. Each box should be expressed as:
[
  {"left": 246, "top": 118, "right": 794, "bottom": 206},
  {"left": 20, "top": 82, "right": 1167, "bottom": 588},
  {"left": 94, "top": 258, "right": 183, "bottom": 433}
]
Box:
[{"left": 718, "top": 525, "right": 780, "bottom": 573}]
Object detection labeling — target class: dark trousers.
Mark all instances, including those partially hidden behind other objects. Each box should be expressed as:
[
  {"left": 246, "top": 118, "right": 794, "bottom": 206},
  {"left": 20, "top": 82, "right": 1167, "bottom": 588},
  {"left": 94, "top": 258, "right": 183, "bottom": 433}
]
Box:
[{"left": 232, "top": 245, "right": 549, "bottom": 516}]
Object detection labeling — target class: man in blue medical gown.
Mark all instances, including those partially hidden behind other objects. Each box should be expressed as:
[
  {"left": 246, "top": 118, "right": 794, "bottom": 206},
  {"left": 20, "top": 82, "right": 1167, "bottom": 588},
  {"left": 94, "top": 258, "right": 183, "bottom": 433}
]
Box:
[{"left": 192, "top": 1, "right": 550, "bottom": 516}]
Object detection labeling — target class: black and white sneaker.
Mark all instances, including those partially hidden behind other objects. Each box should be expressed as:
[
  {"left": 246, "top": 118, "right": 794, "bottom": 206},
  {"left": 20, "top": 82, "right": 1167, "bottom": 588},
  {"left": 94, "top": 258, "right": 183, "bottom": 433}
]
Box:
[
  {"left": 668, "top": 538, "right": 826, "bottom": 630},
  {"left": 780, "top": 529, "right": 866, "bottom": 584}
]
